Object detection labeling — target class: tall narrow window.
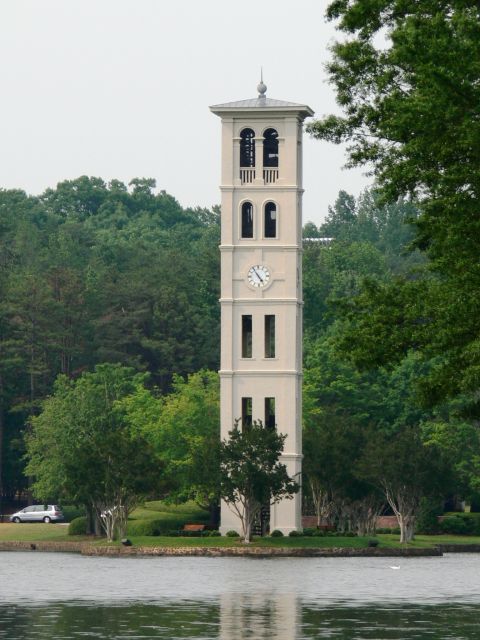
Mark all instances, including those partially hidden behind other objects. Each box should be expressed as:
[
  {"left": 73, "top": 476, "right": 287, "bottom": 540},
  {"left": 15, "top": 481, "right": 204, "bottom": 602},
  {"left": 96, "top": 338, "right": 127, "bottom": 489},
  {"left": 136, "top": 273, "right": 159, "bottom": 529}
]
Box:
[
  {"left": 241, "top": 202, "right": 253, "bottom": 238},
  {"left": 265, "top": 315, "right": 275, "bottom": 358},
  {"left": 242, "top": 397, "right": 252, "bottom": 429},
  {"left": 263, "top": 128, "right": 279, "bottom": 167},
  {"left": 240, "top": 128, "right": 255, "bottom": 167},
  {"left": 265, "top": 397, "right": 276, "bottom": 429},
  {"left": 264, "top": 202, "right": 277, "bottom": 238},
  {"left": 242, "top": 315, "right": 252, "bottom": 358}
]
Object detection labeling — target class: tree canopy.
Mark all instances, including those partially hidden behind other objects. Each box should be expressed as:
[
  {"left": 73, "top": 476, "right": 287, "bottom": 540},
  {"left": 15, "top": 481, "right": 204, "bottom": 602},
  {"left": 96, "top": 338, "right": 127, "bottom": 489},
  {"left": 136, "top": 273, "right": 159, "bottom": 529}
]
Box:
[{"left": 306, "top": 1, "right": 480, "bottom": 412}]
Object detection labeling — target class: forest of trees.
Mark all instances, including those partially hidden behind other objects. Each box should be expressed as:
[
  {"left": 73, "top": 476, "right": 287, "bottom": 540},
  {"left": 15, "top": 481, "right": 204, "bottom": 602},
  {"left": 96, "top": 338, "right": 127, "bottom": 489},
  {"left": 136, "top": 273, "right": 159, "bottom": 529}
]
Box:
[
  {"left": 1, "top": 177, "right": 477, "bottom": 543},
  {"left": 0, "top": 177, "right": 220, "bottom": 505}
]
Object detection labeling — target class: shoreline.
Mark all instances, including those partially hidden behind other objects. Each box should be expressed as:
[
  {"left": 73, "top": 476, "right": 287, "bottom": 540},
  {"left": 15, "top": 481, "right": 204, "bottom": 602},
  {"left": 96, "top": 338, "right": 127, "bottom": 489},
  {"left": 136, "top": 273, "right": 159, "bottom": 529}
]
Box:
[{"left": 0, "top": 540, "right": 466, "bottom": 557}]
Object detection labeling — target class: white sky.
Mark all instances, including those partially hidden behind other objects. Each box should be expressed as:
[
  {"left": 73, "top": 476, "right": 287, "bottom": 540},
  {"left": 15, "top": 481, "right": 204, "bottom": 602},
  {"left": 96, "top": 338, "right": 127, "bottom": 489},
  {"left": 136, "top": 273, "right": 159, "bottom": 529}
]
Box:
[{"left": 0, "top": 0, "right": 371, "bottom": 225}]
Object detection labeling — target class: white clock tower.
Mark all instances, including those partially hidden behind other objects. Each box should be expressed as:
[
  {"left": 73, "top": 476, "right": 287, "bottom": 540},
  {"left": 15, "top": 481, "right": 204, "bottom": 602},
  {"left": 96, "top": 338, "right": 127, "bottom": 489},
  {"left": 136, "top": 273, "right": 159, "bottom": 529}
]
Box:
[{"left": 210, "top": 81, "right": 313, "bottom": 535}]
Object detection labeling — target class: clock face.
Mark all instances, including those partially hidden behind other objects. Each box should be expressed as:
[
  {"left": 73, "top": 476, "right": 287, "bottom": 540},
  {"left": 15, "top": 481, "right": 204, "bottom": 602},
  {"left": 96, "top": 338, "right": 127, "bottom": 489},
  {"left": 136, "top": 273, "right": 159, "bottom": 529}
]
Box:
[{"left": 247, "top": 264, "right": 270, "bottom": 288}]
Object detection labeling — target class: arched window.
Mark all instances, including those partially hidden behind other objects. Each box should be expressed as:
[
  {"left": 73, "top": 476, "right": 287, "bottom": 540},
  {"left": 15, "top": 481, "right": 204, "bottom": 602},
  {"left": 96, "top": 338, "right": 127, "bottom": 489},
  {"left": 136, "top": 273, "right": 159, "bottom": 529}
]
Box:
[
  {"left": 264, "top": 202, "right": 277, "bottom": 238},
  {"left": 263, "top": 128, "right": 278, "bottom": 167},
  {"left": 241, "top": 202, "right": 254, "bottom": 238},
  {"left": 240, "top": 128, "right": 255, "bottom": 167}
]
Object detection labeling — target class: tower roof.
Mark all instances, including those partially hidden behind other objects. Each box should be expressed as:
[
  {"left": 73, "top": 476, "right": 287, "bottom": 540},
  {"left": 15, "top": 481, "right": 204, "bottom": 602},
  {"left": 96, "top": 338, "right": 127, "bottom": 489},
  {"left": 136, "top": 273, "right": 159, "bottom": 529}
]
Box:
[
  {"left": 210, "top": 96, "right": 314, "bottom": 116},
  {"left": 210, "top": 77, "right": 314, "bottom": 117}
]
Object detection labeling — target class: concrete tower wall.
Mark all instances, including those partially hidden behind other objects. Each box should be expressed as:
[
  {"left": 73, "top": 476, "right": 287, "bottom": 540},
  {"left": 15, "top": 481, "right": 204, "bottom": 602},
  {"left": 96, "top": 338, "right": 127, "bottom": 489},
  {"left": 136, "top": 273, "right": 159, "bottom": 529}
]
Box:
[{"left": 211, "top": 93, "right": 313, "bottom": 535}]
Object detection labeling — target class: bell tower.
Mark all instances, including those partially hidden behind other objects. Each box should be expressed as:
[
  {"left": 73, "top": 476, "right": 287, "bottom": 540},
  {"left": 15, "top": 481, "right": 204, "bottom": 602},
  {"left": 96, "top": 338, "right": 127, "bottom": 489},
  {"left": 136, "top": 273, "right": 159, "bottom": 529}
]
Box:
[{"left": 210, "top": 81, "right": 314, "bottom": 535}]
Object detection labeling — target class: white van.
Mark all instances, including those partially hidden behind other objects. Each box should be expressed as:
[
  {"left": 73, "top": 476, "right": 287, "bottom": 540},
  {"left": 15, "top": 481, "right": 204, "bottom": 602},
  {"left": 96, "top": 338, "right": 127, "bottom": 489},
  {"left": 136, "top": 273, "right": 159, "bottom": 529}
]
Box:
[{"left": 10, "top": 505, "right": 64, "bottom": 523}]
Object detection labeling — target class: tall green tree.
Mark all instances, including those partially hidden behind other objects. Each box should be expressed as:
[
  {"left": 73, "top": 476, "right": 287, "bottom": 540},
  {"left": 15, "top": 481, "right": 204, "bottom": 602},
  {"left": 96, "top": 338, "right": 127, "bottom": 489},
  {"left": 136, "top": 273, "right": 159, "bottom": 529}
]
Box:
[
  {"left": 25, "top": 364, "right": 162, "bottom": 540},
  {"left": 220, "top": 422, "right": 299, "bottom": 543},
  {"left": 122, "top": 370, "right": 220, "bottom": 524},
  {"left": 307, "top": 1, "right": 480, "bottom": 407}
]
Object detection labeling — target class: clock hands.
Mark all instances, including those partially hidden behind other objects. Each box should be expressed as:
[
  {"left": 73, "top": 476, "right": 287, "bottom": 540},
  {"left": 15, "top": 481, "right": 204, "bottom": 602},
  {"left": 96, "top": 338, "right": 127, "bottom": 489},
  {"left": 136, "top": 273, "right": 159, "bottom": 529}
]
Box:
[{"left": 252, "top": 267, "right": 264, "bottom": 283}]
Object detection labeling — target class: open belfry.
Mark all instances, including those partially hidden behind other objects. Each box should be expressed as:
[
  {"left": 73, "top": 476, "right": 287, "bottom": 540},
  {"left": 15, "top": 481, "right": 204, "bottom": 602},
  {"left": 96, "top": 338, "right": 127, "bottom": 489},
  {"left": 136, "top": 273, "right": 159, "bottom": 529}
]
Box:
[{"left": 210, "top": 80, "right": 314, "bottom": 535}]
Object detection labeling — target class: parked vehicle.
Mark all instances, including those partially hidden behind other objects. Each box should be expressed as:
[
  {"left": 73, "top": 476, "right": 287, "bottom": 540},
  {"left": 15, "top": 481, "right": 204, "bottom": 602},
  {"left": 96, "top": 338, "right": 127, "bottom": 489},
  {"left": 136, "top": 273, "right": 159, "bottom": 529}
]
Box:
[{"left": 10, "top": 505, "right": 64, "bottom": 523}]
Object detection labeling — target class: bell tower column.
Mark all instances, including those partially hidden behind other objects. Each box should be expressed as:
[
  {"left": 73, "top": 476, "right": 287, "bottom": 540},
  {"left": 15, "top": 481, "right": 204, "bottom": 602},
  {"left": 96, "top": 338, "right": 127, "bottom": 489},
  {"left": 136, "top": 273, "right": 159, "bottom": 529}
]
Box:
[{"left": 211, "top": 82, "right": 314, "bottom": 535}]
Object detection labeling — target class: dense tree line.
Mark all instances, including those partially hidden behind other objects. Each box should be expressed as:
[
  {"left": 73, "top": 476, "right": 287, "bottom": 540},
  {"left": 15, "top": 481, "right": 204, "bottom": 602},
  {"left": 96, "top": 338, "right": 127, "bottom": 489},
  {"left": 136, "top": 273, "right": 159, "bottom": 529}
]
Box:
[
  {"left": 302, "top": 0, "right": 480, "bottom": 540},
  {"left": 5, "top": 177, "right": 476, "bottom": 542},
  {"left": 0, "top": 177, "right": 220, "bottom": 504}
]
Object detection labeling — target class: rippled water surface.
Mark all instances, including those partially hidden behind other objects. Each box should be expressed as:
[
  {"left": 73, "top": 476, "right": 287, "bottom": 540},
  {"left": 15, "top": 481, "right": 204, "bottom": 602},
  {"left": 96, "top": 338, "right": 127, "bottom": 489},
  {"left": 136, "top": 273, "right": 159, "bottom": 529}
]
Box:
[{"left": 1, "top": 552, "right": 480, "bottom": 638}]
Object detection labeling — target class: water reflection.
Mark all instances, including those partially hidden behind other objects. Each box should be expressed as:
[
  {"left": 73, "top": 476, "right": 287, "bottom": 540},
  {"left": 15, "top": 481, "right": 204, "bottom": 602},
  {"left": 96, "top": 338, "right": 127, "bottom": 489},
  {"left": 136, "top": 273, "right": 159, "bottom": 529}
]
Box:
[
  {"left": 1, "top": 553, "right": 480, "bottom": 638},
  {"left": 219, "top": 592, "right": 299, "bottom": 639},
  {"left": 2, "top": 599, "right": 480, "bottom": 639}
]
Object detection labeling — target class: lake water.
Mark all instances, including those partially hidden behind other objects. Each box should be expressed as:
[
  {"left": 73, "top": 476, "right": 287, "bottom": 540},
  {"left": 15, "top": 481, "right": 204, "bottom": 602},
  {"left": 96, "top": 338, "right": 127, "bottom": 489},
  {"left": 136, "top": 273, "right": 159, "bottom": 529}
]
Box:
[{"left": 1, "top": 552, "right": 480, "bottom": 638}]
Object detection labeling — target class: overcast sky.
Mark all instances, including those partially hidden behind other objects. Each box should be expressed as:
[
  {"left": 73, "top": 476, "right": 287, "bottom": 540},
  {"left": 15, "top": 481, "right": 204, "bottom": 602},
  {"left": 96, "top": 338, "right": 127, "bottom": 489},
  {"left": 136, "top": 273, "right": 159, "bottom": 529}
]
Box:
[{"left": 0, "top": 0, "right": 371, "bottom": 225}]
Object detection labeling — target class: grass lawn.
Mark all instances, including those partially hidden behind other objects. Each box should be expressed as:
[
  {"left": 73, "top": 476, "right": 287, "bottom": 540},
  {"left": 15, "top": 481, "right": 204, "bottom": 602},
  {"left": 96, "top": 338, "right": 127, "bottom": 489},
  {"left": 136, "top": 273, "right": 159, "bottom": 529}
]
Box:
[
  {"left": 2, "top": 500, "right": 480, "bottom": 550},
  {"left": 129, "top": 500, "right": 209, "bottom": 527},
  {"left": 0, "top": 522, "right": 84, "bottom": 543}
]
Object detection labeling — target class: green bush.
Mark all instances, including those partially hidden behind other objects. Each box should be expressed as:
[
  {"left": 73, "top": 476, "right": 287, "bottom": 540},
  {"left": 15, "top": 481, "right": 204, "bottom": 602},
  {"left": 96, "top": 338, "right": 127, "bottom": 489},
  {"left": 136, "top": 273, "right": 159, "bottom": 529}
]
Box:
[
  {"left": 416, "top": 498, "right": 442, "bottom": 534},
  {"left": 303, "top": 528, "right": 327, "bottom": 537},
  {"left": 127, "top": 519, "right": 165, "bottom": 537},
  {"left": 61, "top": 506, "right": 85, "bottom": 523},
  {"left": 208, "top": 530, "right": 221, "bottom": 537},
  {"left": 68, "top": 516, "right": 87, "bottom": 536},
  {"left": 368, "top": 539, "right": 379, "bottom": 547},
  {"left": 288, "top": 530, "right": 302, "bottom": 537},
  {"left": 440, "top": 514, "right": 480, "bottom": 535},
  {"left": 226, "top": 530, "right": 239, "bottom": 537},
  {"left": 270, "top": 529, "right": 284, "bottom": 537},
  {"left": 332, "top": 531, "right": 356, "bottom": 537}
]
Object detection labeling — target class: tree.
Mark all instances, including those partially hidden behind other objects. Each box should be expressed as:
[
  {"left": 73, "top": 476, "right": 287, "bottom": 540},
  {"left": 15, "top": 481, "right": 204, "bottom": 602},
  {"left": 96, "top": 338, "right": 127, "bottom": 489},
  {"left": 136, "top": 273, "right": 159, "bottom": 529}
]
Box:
[
  {"left": 357, "top": 425, "right": 448, "bottom": 543},
  {"left": 219, "top": 421, "right": 299, "bottom": 543},
  {"left": 122, "top": 370, "right": 221, "bottom": 525},
  {"left": 320, "top": 190, "right": 356, "bottom": 239},
  {"left": 25, "top": 364, "right": 162, "bottom": 540},
  {"left": 307, "top": 1, "right": 480, "bottom": 407},
  {"left": 303, "top": 331, "right": 387, "bottom": 534}
]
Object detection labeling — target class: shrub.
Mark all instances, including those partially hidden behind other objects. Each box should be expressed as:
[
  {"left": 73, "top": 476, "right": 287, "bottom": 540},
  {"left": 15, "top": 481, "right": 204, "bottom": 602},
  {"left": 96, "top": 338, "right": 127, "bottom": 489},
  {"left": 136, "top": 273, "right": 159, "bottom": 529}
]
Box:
[
  {"left": 208, "top": 530, "right": 221, "bottom": 537},
  {"left": 61, "top": 506, "right": 85, "bottom": 523},
  {"left": 226, "top": 530, "right": 239, "bottom": 537},
  {"left": 443, "top": 517, "right": 467, "bottom": 535},
  {"left": 367, "top": 539, "right": 379, "bottom": 548},
  {"left": 270, "top": 529, "right": 284, "bottom": 537},
  {"left": 68, "top": 516, "right": 87, "bottom": 536},
  {"left": 127, "top": 519, "right": 165, "bottom": 537},
  {"left": 439, "top": 514, "right": 480, "bottom": 536},
  {"left": 288, "top": 530, "right": 302, "bottom": 537},
  {"left": 416, "top": 498, "right": 442, "bottom": 534}
]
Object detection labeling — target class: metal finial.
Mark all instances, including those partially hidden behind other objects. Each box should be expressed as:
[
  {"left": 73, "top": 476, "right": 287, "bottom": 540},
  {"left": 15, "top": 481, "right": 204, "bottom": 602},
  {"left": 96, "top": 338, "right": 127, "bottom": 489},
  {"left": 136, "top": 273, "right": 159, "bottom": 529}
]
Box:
[{"left": 257, "top": 68, "right": 267, "bottom": 98}]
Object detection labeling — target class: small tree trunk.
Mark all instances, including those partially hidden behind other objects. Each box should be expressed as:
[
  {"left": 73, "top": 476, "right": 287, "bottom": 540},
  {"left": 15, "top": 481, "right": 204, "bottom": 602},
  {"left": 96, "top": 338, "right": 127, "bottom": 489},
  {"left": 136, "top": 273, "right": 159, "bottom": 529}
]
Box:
[
  {"left": 384, "top": 485, "right": 418, "bottom": 544},
  {"left": 243, "top": 501, "right": 251, "bottom": 543}
]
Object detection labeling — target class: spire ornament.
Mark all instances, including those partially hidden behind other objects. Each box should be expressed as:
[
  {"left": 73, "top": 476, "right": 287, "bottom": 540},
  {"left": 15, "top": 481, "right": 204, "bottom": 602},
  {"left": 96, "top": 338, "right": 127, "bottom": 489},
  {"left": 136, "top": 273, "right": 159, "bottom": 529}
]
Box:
[{"left": 257, "top": 68, "right": 267, "bottom": 98}]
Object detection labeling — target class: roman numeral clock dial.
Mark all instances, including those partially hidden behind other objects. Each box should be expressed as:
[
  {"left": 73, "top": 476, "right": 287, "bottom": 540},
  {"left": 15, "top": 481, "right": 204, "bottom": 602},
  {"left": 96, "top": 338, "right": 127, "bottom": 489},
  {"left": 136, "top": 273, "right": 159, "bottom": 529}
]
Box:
[{"left": 247, "top": 265, "right": 270, "bottom": 288}]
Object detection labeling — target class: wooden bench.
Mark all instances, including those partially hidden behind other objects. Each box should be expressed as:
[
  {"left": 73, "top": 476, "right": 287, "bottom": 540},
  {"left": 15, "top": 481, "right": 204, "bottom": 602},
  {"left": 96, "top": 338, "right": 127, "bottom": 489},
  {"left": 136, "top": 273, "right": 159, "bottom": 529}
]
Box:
[{"left": 182, "top": 524, "right": 206, "bottom": 532}]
